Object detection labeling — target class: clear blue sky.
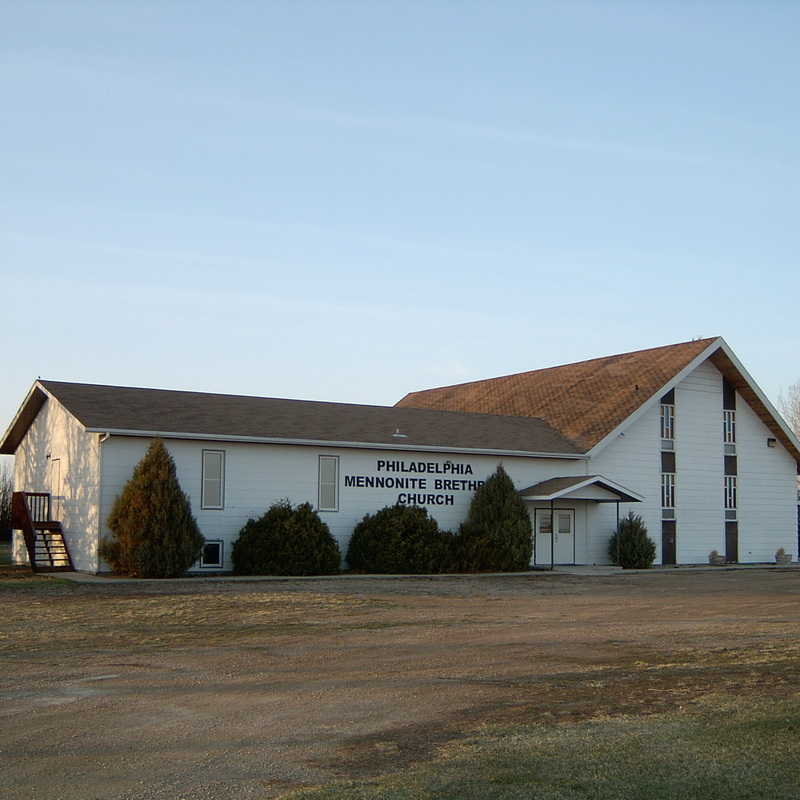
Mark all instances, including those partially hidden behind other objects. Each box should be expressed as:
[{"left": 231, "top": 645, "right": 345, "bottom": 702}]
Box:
[{"left": 2, "top": 1, "right": 799, "bottom": 456}]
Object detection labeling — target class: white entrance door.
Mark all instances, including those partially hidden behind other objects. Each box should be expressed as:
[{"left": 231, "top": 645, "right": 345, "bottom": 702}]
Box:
[{"left": 534, "top": 509, "right": 575, "bottom": 566}]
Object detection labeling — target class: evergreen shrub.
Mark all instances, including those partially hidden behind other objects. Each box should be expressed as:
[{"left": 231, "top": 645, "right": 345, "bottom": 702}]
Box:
[
  {"left": 232, "top": 500, "right": 340, "bottom": 575},
  {"left": 456, "top": 465, "right": 532, "bottom": 571},
  {"left": 608, "top": 511, "right": 656, "bottom": 569},
  {"left": 100, "top": 439, "right": 204, "bottom": 577},
  {"left": 346, "top": 504, "right": 454, "bottom": 574}
]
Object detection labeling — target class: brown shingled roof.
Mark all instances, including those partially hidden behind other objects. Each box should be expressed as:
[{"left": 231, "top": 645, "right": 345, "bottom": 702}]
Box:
[
  {"left": 0, "top": 380, "right": 583, "bottom": 456},
  {"left": 396, "top": 338, "right": 720, "bottom": 451}
]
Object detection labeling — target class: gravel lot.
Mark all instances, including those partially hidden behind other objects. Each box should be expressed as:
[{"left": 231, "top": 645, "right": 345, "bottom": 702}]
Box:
[{"left": 2, "top": 568, "right": 799, "bottom": 799}]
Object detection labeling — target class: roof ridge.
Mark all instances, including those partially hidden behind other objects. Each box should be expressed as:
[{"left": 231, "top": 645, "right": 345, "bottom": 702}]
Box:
[{"left": 38, "top": 379, "right": 564, "bottom": 426}]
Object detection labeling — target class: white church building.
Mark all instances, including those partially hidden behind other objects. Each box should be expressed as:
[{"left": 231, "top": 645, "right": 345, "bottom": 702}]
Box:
[{"left": 2, "top": 337, "right": 798, "bottom": 573}]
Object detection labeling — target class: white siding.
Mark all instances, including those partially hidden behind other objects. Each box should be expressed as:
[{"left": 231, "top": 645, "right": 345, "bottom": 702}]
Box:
[
  {"left": 587, "top": 357, "right": 798, "bottom": 566},
  {"left": 736, "top": 394, "right": 797, "bottom": 561},
  {"left": 99, "top": 436, "right": 586, "bottom": 571},
  {"left": 588, "top": 402, "right": 661, "bottom": 564},
  {"left": 12, "top": 396, "right": 101, "bottom": 571},
  {"left": 674, "top": 359, "right": 725, "bottom": 563}
]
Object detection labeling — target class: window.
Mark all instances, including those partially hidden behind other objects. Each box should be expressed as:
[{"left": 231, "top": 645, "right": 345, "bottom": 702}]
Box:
[
  {"left": 200, "top": 539, "right": 223, "bottom": 569},
  {"left": 538, "top": 511, "right": 552, "bottom": 534},
  {"left": 661, "top": 404, "right": 675, "bottom": 444},
  {"left": 318, "top": 455, "right": 339, "bottom": 511},
  {"left": 662, "top": 473, "right": 675, "bottom": 519},
  {"left": 724, "top": 476, "right": 737, "bottom": 520},
  {"left": 201, "top": 450, "right": 225, "bottom": 509},
  {"left": 723, "top": 410, "right": 736, "bottom": 454}
]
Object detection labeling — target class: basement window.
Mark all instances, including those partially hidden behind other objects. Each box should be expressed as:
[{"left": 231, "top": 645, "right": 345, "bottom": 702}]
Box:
[{"left": 200, "top": 540, "right": 223, "bottom": 569}]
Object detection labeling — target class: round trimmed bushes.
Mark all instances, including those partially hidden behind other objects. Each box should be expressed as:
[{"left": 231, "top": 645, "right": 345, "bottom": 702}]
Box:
[
  {"left": 347, "top": 504, "right": 454, "bottom": 574},
  {"left": 231, "top": 500, "right": 340, "bottom": 575},
  {"left": 608, "top": 511, "right": 656, "bottom": 568}
]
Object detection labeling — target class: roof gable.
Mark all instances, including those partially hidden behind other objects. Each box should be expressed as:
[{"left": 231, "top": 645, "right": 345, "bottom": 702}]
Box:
[{"left": 396, "top": 338, "right": 719, "bottom": 451}]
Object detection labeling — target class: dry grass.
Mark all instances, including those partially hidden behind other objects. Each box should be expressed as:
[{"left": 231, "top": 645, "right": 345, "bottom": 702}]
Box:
[{"left": 2, "top": 570, "right": 800, "bottom": 799}]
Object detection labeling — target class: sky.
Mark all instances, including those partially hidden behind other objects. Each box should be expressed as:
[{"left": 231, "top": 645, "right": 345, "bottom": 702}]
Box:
[{"left": 2, "top": 1, "right": 799, "bottom": 464}]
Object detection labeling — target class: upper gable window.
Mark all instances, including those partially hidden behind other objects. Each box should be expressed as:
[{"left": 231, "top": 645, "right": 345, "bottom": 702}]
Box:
[
  {"left": 660, "top": 404, "right": 675, "bottom": 445},
  {"left": 723, "top": 410, "right": 736, "bottom": 451},
  {"left": 201, "top": 450, "right": 225, "bottom": 510}
]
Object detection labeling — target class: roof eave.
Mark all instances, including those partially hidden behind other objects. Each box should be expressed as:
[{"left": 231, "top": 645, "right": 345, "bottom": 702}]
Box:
[
  {"left": 85, "top": 427, "right": 588, "bottom": 460},
  {"left": 0, "top": 381, "right": 50, "bottom": 455}
]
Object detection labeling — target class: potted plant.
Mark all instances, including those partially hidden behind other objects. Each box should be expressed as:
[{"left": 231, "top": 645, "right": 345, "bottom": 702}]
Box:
[{"left": 775, "top": 547, "right": 792, "bottom": 565}]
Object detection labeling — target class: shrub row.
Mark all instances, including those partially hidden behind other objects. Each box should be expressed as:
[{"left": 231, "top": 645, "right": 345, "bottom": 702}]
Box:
[
  {"left": 346, "top": 465, "right": 532, "bottom": 574},
  {"left": 99, "top": 442, "right": 656, "bottom": 578}
]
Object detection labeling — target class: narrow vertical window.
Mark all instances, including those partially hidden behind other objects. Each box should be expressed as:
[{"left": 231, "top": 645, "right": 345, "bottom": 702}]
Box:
[
  {"left": 201, "top": 450, "right": 225, "bottom": 510},
  {"left": 723, "top": 410, "right": 736, "bottom": 449},
  {"left": 661, "top": 473, "right": 676, "bottom": 519},
  {"left": 660, "top": 404, "right": 675, "bottom": 447},
  {"left": 724, "top": 476, "right": 737, "bottom": 520},
  {"left": 318, "top": 455, "right": 339, "bottom": 512}
]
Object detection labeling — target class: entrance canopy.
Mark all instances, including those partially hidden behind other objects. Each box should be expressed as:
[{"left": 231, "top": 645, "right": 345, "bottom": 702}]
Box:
[{"left": 518, "top": 475, "right": 644, "bottom": 504}]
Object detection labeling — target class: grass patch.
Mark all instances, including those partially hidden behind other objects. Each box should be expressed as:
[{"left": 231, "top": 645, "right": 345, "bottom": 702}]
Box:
[{"left": 284, "top": 695, "right": 800, "bottom": 799}]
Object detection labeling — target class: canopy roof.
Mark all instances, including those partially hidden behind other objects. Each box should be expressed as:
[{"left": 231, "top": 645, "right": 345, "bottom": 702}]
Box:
[{"left": 519, "top": 475, "right": 645, "bottom": 503}]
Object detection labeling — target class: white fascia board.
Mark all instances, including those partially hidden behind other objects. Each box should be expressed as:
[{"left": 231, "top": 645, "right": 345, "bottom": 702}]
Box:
[
  {"left": 0, "top": 381, "right": 41, "bottom": 451},
  {"left": 585, "top": 338, "right": 725, "bottom": 460},
  {"left": 715, "top": 339, "right": 800, "bottom": 453},
  {"left": 83, "top": 427, "right": 588, "bottom": 461}
]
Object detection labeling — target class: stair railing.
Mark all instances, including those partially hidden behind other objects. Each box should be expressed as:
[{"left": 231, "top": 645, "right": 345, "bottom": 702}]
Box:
[{"left": 11, "top": 492, "right": 38, "bottom": 568}]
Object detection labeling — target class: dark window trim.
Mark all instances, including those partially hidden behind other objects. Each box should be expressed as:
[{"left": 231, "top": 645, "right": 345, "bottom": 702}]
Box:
[
  {"left": 201, "top": 449, "right": 226, "bottom": 510},
  {"left": 318, "top": 454, "right": 340, "bottom": 512},
  {"left": 200, "top": 539, "right": 224, "bottom": 569}
]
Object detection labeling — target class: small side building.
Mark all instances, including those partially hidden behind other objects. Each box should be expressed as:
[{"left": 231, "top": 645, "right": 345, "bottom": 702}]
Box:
[{"left": 2, "top": 336, "right": 797, "bottom": 572}]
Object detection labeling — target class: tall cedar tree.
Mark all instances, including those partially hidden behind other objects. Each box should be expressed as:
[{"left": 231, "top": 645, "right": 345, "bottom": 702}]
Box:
[
  {"left": 100, "top": 440, "right": 204, "bottom": 577},
  {"left": 457, "top": 464, "right": 533, "bottom": 571}
]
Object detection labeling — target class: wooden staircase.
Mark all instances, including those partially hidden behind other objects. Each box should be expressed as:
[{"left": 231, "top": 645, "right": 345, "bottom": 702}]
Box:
[{"left": 11, "top": 492, "right": 74, "bottom": 572}]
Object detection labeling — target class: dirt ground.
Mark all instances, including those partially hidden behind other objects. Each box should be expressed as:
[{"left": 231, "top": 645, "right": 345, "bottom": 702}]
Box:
[{"left": 2, "top": 568, "right": 800, "bottom": 799}]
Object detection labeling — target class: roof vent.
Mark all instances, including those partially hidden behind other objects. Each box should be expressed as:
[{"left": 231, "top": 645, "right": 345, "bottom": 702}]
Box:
[{"left": 392, "top": 428, "right": 408, "bottom": 439}]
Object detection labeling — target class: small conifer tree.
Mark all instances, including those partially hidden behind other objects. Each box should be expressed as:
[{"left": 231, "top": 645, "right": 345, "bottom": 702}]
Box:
[
  {"left": 456, "top": 465, "right": 533, "bottom": 571},
  {"left": 608, "top": 511, "right": 656, "bottom": 569},
  {"left": 100, "top": 439, "right": 204, "bottom": 577}
]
